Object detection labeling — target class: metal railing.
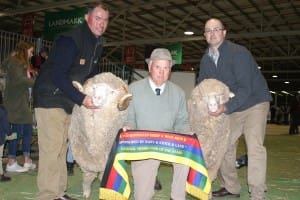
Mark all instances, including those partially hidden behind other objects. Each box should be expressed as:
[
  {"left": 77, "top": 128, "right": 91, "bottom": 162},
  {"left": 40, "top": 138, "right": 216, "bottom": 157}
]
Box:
[
  {"left": 0, "top": 30, "right": 52, "bottom": 65},
  {"left": 100, "top": 58, "right": 144, "bottom": 84},
  {"left": 0, "top": 29, "right": 144, "bottom": 92}
]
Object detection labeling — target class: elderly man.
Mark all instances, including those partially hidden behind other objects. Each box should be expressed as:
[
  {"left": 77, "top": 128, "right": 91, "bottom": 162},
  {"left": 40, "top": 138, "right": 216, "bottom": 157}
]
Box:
[{"left": 123, "top": 48, "right": 192, "bottom": 200}]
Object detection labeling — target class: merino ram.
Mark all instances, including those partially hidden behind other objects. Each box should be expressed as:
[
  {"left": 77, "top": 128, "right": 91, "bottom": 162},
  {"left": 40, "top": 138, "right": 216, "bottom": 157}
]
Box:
[
  {"left": 68, "top": 72, "right": 132, "bottom": 199},
  {"left": 188, "top": 79, "right": 234, "bottom": 183}
]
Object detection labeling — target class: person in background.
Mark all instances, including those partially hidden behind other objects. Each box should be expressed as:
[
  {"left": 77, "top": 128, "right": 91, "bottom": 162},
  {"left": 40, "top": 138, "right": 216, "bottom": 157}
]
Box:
[
  {"left": 2, "top": 40, "right": 36, "bottom": 173},
  {"left": 289, "top": 95, "right": 300, "bottom": 135},
  {"left": 31, "top": 46, "right": 49, "bottom": 71},
  {"left": 0, "top": 104, "right": 15, "bottom": 182},
  {"left": 197, "top": 18, "right": 272, "bottom": 200},
  {"left": 123, "top": 48, "right": 192, "bottom": 200},
  {"left": 39, "top": 47, "right": 49, "bottom": 63},
  {"left": 33, "top": 2, "right": 109, "bottom": 200}
]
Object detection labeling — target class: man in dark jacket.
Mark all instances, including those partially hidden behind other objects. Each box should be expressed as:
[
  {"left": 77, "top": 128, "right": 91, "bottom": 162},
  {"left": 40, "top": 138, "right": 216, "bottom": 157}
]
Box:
[
  {"left": 197, "top": 18, "right": 272, "bottom": 200},
  {"left": 33, "top": 3, "right": 109, "bottom": 200}
]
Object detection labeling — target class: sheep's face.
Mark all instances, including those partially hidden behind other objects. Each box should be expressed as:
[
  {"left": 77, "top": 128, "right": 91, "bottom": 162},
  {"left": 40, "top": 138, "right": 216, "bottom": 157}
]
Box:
[
  {"left": 92, "top": 83, "right": 116, "bottom": 107},
  {"left": 203, "top": 92, "right": 234, "bottom": 112},
  {"left": 203, "top": 94, "right": 220, "bottom": 113},
  {"left": 195, "top": 79, "right": 235, "bottom": 113}
]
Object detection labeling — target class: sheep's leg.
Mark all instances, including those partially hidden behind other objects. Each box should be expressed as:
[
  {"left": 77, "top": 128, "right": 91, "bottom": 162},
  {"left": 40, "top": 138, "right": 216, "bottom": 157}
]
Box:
[{"left": 82, "top": 171, "right": 98, "bottom": 199}]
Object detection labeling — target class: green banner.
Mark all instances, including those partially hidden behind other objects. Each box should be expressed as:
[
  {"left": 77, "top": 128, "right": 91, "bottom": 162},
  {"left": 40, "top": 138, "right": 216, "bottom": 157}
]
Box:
[
  {"left": 44, "top": 8, "right": 86, "bottom": 40},
  {"left": 166, "top": 43, "right": 182, "bottom": 65}
]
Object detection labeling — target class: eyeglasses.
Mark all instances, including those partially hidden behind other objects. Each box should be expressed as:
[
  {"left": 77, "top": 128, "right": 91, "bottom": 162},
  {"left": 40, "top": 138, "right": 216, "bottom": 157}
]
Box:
[{"left": 204, "top": 27, "right": 224, "bottom": 34}]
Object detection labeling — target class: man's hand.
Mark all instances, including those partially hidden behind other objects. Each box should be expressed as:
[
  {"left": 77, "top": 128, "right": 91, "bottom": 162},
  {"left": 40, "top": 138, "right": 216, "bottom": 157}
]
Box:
[
  {"left": 122, "top": 126, "right": 131, "bottom": 132},
  {"left": 186, "top": 131, "right": 195, "bottom": 135},
  {"left": 82, "top": 95, "right": 99, "bottom": 109}
]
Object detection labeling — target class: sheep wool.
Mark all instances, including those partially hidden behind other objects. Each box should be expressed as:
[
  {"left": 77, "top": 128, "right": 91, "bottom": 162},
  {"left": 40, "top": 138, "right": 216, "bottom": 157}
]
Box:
[
  {"left": 188, "top": 78, "right": 234, "bottom": 183},
  {"left": 68, "top": 72, "right": 132, "bottom": 198}
]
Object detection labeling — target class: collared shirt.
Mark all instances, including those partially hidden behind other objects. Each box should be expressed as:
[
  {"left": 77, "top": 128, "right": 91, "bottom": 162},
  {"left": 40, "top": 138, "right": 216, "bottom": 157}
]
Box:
[
  {"left": 149, "top": 78, "right": 166, "bottom": 95},
  {"left": 208, "top": 47, "right": 220, "bottom": 66}
]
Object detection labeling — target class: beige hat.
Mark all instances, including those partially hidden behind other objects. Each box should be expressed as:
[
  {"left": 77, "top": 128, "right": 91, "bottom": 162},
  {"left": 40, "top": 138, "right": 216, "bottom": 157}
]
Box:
[{"left": 145, "top": 48, "right": 177, "bottom": 67}]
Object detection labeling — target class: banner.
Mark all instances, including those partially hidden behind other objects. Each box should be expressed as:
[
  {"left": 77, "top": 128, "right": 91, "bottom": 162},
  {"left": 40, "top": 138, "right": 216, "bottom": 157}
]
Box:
[
  {"left": 99, "top": 130, "right": 211, "bottom": 200},
  {"left": 44, "top": 8, "right": 86, "bottom": 40},
  {"left": 124, "top": 46, "right": 136, "bottom": 64},
  {"left": 167, "top": 43, "right": 182, "bottom": 65},
  {"left": 22, "top": 14, "right": 34, "bottom": 36}
]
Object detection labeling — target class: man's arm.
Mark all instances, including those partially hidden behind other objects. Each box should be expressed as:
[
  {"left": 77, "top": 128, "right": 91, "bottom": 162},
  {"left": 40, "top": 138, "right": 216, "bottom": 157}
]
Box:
[
  {"left": 225, "top": 49, "right": 255, "bottom": 114},
  {"left": 50, "top": 36, "right": 85, "bottom": 106}
]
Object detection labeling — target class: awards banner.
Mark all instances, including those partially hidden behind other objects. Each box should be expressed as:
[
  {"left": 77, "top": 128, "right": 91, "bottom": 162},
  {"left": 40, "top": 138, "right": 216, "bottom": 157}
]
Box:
[{"left": 99, "top": 130, "right": 211, "bottom": 200}]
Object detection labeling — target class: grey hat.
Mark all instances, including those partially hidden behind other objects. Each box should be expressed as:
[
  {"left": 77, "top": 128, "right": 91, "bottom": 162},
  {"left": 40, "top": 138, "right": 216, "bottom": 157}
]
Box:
[{"left": 145, "top": 48, "right": 177, "bottom": 67}]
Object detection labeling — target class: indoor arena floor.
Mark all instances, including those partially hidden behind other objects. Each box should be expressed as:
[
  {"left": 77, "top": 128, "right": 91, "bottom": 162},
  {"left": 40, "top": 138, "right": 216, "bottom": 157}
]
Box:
[{"left": 1, "top": 124, "right": 299, "bottom": 200}]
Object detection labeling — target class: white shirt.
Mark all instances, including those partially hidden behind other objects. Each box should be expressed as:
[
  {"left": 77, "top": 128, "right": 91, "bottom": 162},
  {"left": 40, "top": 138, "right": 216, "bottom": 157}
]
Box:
[{"left": 149, "top": 78, "right": 166, "bottom": 95}]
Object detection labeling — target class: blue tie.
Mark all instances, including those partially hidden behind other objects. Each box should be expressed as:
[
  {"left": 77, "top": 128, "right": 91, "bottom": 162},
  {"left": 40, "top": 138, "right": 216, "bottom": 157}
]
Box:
[{"left": 155, "top": 88, "right": 161, "bottom": 96}]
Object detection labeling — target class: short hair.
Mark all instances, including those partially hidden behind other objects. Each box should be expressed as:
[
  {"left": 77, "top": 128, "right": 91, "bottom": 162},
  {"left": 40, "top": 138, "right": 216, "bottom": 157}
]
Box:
[
  {"left": 40, "top": 47, "right": 49, "bottom": 55},
  {"left": 87, "top": 2, "right": 109, "bottom": 13},
  {"left": 205, "top": 17, "right": 226, "bottom": 30}
]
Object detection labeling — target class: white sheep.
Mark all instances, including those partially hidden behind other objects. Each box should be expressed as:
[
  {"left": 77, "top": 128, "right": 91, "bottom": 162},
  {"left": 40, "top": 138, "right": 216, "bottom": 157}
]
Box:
[
  {"left": 68, "top": 72, "right": 132, "bottom": 199},
  {"left": 188, "top": 79, "right": 234, "bottom": 183}
]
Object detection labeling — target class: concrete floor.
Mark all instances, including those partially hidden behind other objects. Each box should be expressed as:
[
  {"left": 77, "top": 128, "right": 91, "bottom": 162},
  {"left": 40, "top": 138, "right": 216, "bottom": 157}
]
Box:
[{"left": 0, "top": 124, "right": 299, "bottom": 200}]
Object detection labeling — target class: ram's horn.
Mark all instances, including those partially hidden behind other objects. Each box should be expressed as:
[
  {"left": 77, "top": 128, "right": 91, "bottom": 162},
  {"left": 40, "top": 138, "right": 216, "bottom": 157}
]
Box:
[
  {"left": 72, "top": 81, "right": 84, "bottom": 92},
  {"left": 117, "top": 94, "right": 133, "bottom": 111}
]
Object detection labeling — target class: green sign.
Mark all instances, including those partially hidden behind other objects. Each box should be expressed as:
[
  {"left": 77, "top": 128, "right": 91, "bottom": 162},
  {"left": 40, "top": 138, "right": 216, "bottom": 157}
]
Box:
[
  {"left": 166, "top": 43, "right": 182, "bottom": 65},
  {"left": 44, "top": 8, "right": 86, "bottom": 40}
]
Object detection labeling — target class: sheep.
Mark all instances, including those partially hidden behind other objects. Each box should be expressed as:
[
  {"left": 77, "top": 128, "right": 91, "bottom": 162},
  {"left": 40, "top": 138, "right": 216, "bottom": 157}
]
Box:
[
  {"left": 188, "top": 79, "right": 234, "bottom": 183},
  {"left": 68, "top": 72, "right": 132, "bottom": 199}
]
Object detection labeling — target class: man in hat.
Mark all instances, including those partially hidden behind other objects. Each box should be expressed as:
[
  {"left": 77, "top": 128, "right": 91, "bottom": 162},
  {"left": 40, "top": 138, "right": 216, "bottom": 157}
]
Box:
[{"left": 123, "top": 48, "right": 192, "bottom": 200}]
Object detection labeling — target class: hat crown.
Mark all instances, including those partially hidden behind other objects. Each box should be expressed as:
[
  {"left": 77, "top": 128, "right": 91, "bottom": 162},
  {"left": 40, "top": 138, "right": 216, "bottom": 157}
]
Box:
[
  {"left": 146, "top": 48, "right": 176, "bottom": 66},
  {"left": 150, "top": 48, "right": 172, "bottom": 61}
]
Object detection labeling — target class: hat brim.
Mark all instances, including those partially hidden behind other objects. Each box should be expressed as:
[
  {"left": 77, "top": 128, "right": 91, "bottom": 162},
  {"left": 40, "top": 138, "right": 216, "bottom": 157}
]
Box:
[{"left": 145, "top": 58, "right": 177, "bottom": 67}]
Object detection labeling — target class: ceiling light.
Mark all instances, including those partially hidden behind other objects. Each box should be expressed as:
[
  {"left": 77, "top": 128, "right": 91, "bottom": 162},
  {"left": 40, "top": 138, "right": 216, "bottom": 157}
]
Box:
[
  {"left": 270, "top": 91, "right": 276, "bottom": 94},
  {"left": 272, "top": 75, "right": 278, "bottom": 78},
  {"left": 281, "top": 91, "right": 294, "bottom": 96},
  {"left": 284, "top": 81, "right": 290, "bottom": 84},
  {"left": 184, "top": 31, "right": 194, "bottom": 35},
  {"left": 257, "top": 66, "right": 261, "bottom": 69}
]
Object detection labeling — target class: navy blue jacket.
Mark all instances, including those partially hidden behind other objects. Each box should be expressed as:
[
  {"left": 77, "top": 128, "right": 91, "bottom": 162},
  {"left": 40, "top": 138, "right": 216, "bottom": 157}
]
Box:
[
  {"left": 33, "top": 22, "right": 103, "bottom": 113},
  {"left": 197, "top": 40, "right": 272, "bottom": 114}
]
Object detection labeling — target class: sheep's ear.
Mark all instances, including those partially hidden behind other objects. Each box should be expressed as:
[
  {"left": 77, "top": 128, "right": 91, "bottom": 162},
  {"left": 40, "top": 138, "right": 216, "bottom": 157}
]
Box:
[
  {"left": 72, "top": 81, "right": 84, "bottom": 92},
  {"left": 118, "top": 94, "right": 132, "bottom": 111}
]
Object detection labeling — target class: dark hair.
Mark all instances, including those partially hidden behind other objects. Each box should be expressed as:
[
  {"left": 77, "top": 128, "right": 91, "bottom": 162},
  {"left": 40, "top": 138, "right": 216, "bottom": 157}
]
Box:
[
  {"left": 40, "top": 47, "right": 49, "bottom": 55},
  {"left": 87, "top": 2, "right": 109, "bottom": 13},
  {"left": 205, "top": 17, "right": 226, "bottom": 30}
]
